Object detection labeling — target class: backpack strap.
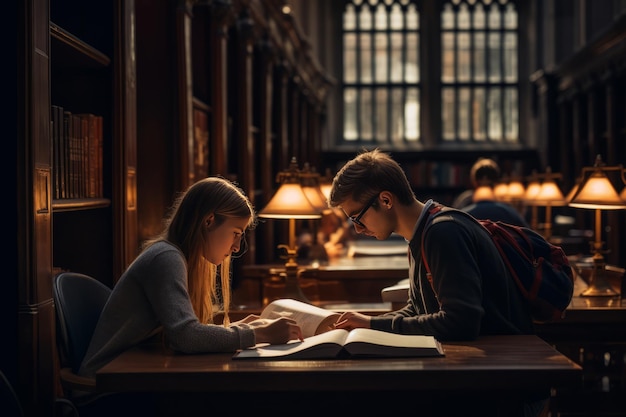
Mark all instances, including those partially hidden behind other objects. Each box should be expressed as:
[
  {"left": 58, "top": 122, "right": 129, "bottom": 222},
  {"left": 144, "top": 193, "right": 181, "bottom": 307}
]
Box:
[
  {"left": 419, "top": 204, "right": 490, "bottom": 278},
  {"left": 419, "top": 204, "right": 445, "bottom": 281}
]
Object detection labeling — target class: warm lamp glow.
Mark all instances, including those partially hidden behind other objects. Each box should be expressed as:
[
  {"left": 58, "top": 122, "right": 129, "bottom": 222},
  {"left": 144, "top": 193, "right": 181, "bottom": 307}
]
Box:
[
  {"left": 473, "top": 185, "right": 496, "bottom": 202},
  {"left": 507, "top": 180, "right": 526, "bottom": 201},
  {"left": 525, "top": 181, "right": 541, "bottom": 203},
  {"left": 494, "top": 182, "right": 509, "bottom": 201},
  {"left": 569, "top": 172, "right": 626, "bottom": 210},
  {"left": 259, "top": 158, "right": 322, "bottom": 303},
  {"left": 534, "top": 180, "right": 566, "bottom": 206},
  {"left": 568, "top": 155, "right": 626, "bottom": 297},
  {"left": 259, "top": 182, "right": 324, "bottom": 219}
]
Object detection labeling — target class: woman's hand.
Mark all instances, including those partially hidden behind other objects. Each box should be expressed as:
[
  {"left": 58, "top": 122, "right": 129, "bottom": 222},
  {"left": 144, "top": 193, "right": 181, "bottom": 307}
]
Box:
[
  {"left": 230, "top": 314, "right": 260, "bottom": 326},
  {"left": 252, "top": 317, "right": 303, "bottom": 345},
  {"left": 333, "top": 311, "right": 371, "bottom": 331}
]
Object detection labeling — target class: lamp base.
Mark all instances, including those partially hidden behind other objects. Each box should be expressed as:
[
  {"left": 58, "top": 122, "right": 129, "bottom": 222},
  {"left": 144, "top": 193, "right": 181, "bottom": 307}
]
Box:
[
  {"left": 281, "top": 264, "right": 310, "bottom": 304},
  {"left": 579, "top": 262, "right": 619, "bottom": 297}
]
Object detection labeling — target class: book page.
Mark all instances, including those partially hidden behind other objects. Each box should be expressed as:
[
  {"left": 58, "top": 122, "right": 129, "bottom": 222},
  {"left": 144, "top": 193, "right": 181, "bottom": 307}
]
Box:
[
  {"left": 259, "top": 299, "right": 341, "bottom": 338},
  {"left": 233, "top": 329, "right": 349, "bottom": 360},
  {"left": 343, "top": 328, "right": 444, "bottom": 357}
]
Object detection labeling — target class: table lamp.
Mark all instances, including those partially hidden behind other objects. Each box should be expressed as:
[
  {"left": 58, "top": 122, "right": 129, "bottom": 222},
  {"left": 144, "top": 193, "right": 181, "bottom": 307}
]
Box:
[
  {"left": 258, "top": 158, "right": 322, "bottom": 302},
  {"left": 473, "top": 182, "right": 496, "bottom": 202},
  {"left": 532, "top": 167, "right": 565, "bottom": 240},
  {"left": 568, "top": 155, "right": 626, "bottom": 297}
]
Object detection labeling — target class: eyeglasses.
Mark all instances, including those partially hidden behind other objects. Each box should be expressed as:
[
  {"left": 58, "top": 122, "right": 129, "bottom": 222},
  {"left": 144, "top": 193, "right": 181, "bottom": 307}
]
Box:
[{"left": 350, "top": 194, "right": 378, "bottom": 227}]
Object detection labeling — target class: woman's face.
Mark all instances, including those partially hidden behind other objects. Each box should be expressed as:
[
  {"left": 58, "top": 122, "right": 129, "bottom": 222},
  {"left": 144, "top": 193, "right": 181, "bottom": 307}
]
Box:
[{"left": 203, "top": 215, "right": 250, "bottom": 265}]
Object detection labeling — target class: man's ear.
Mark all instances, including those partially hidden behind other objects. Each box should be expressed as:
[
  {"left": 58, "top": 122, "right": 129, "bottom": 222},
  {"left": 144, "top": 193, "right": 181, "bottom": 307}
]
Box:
[{"left": 379, "top": 191, "right": 393, "bottom": 208}]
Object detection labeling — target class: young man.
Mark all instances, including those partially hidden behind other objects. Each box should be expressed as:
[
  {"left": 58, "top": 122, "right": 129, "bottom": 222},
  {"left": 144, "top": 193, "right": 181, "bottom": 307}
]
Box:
[{"left": 328, "top": 150, "right": 547, "bottom": 415}]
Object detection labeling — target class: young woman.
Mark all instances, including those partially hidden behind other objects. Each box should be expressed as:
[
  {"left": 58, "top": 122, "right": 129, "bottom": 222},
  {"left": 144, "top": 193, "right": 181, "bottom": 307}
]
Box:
[{"left": 79, "top": 177, "right": 302, "bottom": 379}]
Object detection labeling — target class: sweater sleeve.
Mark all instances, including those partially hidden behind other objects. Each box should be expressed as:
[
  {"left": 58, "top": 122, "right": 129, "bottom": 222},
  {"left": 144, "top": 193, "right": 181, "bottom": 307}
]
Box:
[
  {"left": 139, "top": 248, "right": 256, "bottom": 353},
  {"left": 370, "top": 219, "right": 485, "bottom": 341}
]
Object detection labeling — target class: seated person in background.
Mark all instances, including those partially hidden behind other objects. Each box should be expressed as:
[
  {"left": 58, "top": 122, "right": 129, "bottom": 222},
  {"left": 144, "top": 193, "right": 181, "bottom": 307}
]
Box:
[
  {"left": 328, "top": 149, "right": 547, "bottom": 417},
  {"left": 79, "top": 177, "right": 302, "bottom": 380},
  {"left": 456, "top": 157, "right": 529, "bottom": 227}
]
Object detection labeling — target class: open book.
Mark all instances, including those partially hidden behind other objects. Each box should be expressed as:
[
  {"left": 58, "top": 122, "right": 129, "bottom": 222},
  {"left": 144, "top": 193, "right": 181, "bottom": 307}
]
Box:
[
  {"left": 233, "top": 327, "right": 444, "bottom": 360},
  {"left": 234, "top": 299, "right": 444, "bottom": 360},
  {"left": 257, "top": 298, "right": 342, "bottom": 338}
]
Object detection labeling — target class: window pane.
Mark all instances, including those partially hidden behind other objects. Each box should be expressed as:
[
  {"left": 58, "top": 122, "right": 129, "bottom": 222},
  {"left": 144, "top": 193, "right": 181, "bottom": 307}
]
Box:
[
  {"left": 473, "top": 32, "right": 485, "bottom": 82},
  {"left": 390, "top": 32, "right": 403, "bottom": 82},
  {"left": 504, "top": 3, "right": 517, "bottom": 29},
  {"left": 406, "top": 33, "right": 419, "bottom": 82},
  {"left": 457, "top": 32, "right": 471, "bottom": 82},
  {"left": 360, "top": 33, "right": 372, "bottom": 83},
  {"left": 488, "top": 88, "right": 502, "bottom": 140},
  {"left": 505, "top": 87, "right": 518, "bottom": 142},
  {"left": 344, "top": 4, "right": 356, "bottom": 30},
  {"left": 390, "top": 3, "right": 403, "bottom": 30},
  {"left": 441, "top": 3, "right": 454, "bottom": 29},
  {"left": 360, "top": 89, "right": 373, "bottom": 141},
  {"left": 405, "top": 88, "right": 419, "bottom": 141},
  {"left": 442, "top": 32, "right": 455, "bottom": 83},
  {"left": 375, "top": 33, "right": 389, "bottom": 82},
  {"left": 343, "top": 88, "right": 358, "bottom": 141},
  {"left": 488, "top": 2, "right": 501, "bottom": 29},
  {"left": 344, "top": 33, "right": 357, "bottom": 83},
  {"left": 473, "top": 3, "right": 485, "bottom": 29},
  {"left": 406, "top": 3, "right": 419, "bottom": 30},
  {"left": 375, "top": 88, "right": 388, "bottom": 142},
  {"left": 359, "top": 4, "right": 372, "bottom": 30},
  {"left": 488, "top": 33, "right": 501, "bottom": 82},
  {"left": 375, "top": 3, "right": 387, "bottom": 30},
  {"left": 473, "top": 88, "right": 487, "bottom": 141},
  {"left": 459, "top": 88, "right": 470, "bottom": 141},
  {"left": 504, "top": 33, "right": 517, "bottom": 82},
  {"left": 442, "top": 88, "right": 456, "bottom": 141},
  {"left": 458, "top": 2, "right": 470, "bottom": 29}
]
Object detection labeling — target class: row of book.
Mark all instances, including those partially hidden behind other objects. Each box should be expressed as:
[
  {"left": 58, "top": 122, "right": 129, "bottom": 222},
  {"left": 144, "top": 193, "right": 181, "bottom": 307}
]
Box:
[{"left": 51, "top": 105, "right": 104, "bottom": 200}]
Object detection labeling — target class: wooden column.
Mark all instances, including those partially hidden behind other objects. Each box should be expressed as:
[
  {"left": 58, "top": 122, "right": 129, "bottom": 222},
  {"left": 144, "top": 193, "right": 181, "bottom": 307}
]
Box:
[
  {"left": 175, "top": 0, "right": 195, "bottom": 190},
  {"left": 209, "top": 0, "right": 232, "bottom": 175}
]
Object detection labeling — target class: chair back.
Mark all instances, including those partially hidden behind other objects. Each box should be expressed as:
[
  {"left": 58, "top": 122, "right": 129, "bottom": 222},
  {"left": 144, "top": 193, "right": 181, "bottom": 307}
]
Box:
[
  {"left": 53, "top": 272, "right": 112, "bottom": 373},
  {"left": 0, "top": 370, "right": 23, "bottom": 417}
]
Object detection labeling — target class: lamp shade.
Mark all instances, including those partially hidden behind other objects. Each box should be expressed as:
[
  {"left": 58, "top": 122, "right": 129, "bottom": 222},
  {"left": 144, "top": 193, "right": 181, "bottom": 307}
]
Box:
[
  {"left": 533, "top": 180, "right": 566, "bottom": 206},
  {"left": 259, "top": 182, "right": 323, "bottom": 219},
  {"left": 506, "top": 179, "right": 526, "bottom": 201},
  {"left": 494, "top": 182, "right": 509, "bottom": 201},
  {"left": 524, "top": 180, "right": 541, "bottom": 205},
  {"left": 569, "top": 171, "right": 626, "bottom": 210},
  {"left": 473, "top": 185, "right": 495, "bottom": 202}
]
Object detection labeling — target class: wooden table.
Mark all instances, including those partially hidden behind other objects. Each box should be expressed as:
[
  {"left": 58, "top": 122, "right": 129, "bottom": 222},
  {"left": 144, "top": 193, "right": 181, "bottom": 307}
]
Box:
[
  {"left": 96, "top": 335, "right": 581, "bottom": 416},
  {"left": 535, "top": 295, "right": 626, "bottom": 416}
]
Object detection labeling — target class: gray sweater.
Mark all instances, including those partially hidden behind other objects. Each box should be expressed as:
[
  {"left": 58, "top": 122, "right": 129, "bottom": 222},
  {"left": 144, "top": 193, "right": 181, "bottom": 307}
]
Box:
[{"left": 79, "top": 241, "right": 255, "bottom": 378}]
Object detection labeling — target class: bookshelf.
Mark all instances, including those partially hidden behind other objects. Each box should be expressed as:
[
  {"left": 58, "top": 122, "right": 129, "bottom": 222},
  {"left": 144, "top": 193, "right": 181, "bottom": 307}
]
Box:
[{"left": 17, "top": 0, "right": 137, "bottom": 414}]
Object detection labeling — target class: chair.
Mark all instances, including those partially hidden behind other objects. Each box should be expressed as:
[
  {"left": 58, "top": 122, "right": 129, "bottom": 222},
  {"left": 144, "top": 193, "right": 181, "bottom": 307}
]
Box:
[
  {"left": 0, "top": 370, "right": 23, "bottom": 417},
  {"left": 53, "top": 272, "right": 157, "bottom": 417},
  {"left": 52, "top": 272, "right": 111, "bottom": 402}
]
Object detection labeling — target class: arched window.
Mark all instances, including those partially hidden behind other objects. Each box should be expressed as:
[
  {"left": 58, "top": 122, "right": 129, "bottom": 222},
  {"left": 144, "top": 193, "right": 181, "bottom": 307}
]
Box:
[{"left": 341, "top": 0, "right": 518, "bottom": 148}]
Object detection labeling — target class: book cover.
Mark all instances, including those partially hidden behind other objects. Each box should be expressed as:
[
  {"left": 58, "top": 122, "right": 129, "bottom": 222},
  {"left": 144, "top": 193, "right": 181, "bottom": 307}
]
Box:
[{"left": 233, "top": 328, "right": 444, "bottom": 360}]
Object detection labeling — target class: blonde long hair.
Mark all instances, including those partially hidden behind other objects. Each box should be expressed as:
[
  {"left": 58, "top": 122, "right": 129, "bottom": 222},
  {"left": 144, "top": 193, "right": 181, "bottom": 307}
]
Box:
[{"left": 144, "top": 177, "right": 256, "bottom": 325}]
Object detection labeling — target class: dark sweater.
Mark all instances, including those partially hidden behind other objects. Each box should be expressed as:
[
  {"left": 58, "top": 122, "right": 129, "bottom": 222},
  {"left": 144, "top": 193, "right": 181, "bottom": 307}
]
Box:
[{"left": 371, "top": 202, "right": 534, "bottom": 341}]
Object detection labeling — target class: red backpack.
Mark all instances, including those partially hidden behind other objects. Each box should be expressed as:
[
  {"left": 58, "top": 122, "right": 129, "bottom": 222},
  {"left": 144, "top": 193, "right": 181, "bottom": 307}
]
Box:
[{"left": 421, "top": 205, "right": 575, "bottom": 323}]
